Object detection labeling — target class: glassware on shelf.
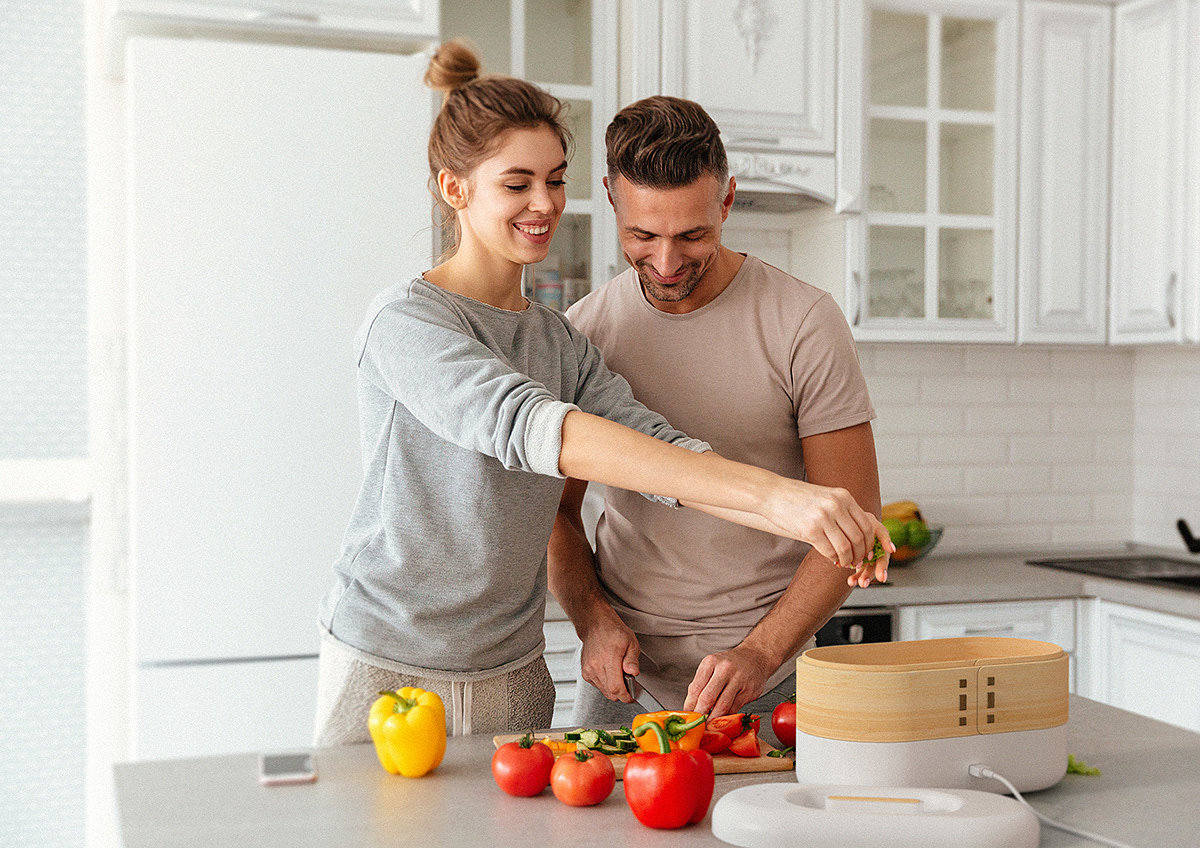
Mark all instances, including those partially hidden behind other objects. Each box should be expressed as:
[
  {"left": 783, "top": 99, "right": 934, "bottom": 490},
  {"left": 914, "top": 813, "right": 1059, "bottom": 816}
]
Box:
[
  {"left": 869, "top": 9, "right": 927, "bottom": 108},
  {"left": 941, "top": 17, "right": 995, "bottom": 111}
]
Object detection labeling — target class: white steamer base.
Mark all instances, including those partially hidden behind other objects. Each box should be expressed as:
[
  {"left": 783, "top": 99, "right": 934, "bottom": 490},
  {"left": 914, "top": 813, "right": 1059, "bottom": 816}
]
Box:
[
  {"left": 793, "top": 723, "right": 1066, "bottom": 792},
  {"left": 711, "top": 783, "right": 1038, "bottom": 848}
]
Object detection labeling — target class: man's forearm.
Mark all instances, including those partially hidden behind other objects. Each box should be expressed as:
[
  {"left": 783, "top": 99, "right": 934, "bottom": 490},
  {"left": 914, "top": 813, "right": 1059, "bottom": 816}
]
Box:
[
  {"left": 547, "top": 491, "right": 620, "bottom": 640},
  {"left": 736, "top": 547, "right": 853, "bottom": 669}
]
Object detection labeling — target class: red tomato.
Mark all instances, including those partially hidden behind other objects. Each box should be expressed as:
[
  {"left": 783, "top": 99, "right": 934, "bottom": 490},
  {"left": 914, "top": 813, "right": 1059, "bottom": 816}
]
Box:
[
  {"left": 491, "top": 734, "right": 555, "bottom": 797},
  {"left": 550, "top": 750, "right": 615, "bottom": 807},
  {"left": 728, "top": 728, "right": 760, "bottom": 758},
  {"left": 698, "top": 730, "right": 731, "bottom": 755},
  {"left": 771, "top": 696, "right": 797, "bottom": 748},
  {"left": 623, "top": 748, "right": 715, "bottom": 829},
  {"left": 708, "top": 713, "right": 760, "bottom": 741}
]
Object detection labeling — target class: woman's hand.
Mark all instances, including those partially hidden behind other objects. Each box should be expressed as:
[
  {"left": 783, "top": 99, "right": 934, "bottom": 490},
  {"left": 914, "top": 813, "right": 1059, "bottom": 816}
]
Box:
[{"left": 761, "top": 479, "right": 894, "bottom": 576}]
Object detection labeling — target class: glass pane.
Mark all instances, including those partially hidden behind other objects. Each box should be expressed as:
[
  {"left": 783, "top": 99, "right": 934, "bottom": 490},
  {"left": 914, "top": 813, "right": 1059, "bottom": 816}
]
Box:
[
  {"left": 526, "top": 214, "right": 590, "bottom": 310},
  {"left": 869, "top": 118, "right": 926, "bottom": 213},
  {"left": 525, "top": 0, "right": 592, "bottom": 86},
  {"left": 939, "top": 123, "right": 993, "bottom": 215},
  {"left": 941, "top": 17, "right": 995, "bottom": 111},
  {"left": 441, "top": 0, "right": 512, "bottom": 75},
  {"left": 938, "top": 228, "right": 993, "bottom": 319},
  {"left": 868, "top": 225, "right": 925, "bottom": 318},
  {"left": 870, "top": 10, "right": 927, "bottom": 107},
  {"left": 565, "top": 98, "right": 591, "bottom": 201}
]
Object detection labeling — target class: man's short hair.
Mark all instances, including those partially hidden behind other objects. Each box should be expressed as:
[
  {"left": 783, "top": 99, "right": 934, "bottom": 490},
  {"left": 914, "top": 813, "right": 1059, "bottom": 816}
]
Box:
[{"left": 605, "top": 95, "right": 728, "bottom": 189}]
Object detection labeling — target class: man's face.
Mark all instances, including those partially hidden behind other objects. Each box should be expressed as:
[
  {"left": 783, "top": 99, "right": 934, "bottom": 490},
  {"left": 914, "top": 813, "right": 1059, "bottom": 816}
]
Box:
[{"left": 607, "top": 173, "right": 734, "bottom": 309}]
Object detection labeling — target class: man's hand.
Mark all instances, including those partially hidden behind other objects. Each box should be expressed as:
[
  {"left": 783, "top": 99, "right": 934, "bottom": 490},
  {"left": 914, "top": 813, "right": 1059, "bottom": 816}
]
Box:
[
  {"left": 683, "top": 644, "right": 774, "bottom": 717},
  {"left": 579, "top": 610, "right": 642, "bottom": 703}
]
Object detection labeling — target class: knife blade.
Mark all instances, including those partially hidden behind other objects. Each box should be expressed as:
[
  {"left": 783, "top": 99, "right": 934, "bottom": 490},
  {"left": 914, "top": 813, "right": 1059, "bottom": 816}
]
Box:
[{"left": 624, "top": 672, "right": 666, "bottom": 712}]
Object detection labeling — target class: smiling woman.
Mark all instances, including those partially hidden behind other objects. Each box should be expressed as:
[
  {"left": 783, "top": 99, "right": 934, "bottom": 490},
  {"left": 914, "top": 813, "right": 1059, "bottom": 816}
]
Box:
[{"left": 312, "top": 40, "right": 889, "bottom": 750}]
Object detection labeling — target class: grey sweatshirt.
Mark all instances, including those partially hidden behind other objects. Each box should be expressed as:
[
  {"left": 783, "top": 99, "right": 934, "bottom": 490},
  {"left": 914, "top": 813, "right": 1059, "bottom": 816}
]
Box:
[{"left": 319, "top": 277, "right": 707, "bottom": 674}]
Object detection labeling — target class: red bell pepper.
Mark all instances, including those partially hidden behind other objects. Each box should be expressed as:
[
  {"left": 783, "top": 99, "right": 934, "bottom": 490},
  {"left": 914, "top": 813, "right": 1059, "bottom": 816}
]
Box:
[{"left": 624, "top": 720, "right": 715, "bottom": 829}]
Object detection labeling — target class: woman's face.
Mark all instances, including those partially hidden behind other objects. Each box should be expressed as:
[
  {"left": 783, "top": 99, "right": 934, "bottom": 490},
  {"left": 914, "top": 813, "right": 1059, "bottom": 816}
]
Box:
[{"left": 454, "top": 124, "right": 568, "bottom": 270}]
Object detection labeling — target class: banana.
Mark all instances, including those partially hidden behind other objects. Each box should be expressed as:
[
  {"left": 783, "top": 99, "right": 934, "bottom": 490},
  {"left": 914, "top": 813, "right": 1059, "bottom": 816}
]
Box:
[{"left": 882, "top": 500, "right": 923, "bottom": 523}]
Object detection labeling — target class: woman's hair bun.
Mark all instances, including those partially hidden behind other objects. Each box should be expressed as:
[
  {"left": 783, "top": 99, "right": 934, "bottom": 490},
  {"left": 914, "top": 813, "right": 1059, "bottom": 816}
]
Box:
[{"left": 424, "top": 39, "right": 482, "bottom": 95}]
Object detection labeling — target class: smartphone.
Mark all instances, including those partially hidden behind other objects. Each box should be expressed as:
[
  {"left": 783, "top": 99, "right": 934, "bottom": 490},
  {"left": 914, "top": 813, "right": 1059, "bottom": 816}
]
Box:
[{"left": 258, "top": 752, "right": 317, "bottom": 786}]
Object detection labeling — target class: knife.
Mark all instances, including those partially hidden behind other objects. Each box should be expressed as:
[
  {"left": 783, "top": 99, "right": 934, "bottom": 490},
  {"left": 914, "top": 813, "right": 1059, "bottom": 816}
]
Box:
[{"left": 624, "top": 672, "right": 666, "bottom": 712}]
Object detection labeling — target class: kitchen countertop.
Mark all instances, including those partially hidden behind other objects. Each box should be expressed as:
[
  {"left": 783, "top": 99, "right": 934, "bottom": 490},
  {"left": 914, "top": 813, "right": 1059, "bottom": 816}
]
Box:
[
  {"left": 115, "top": 696, "right": 1197, "bottom": 848},
  {"left": 841, "top": 543, "right": 1200, "bottom": 620}
]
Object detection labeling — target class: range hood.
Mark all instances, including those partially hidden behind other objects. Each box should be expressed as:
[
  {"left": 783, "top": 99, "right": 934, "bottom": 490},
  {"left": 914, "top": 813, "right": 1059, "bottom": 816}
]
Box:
[{"left": 725, "top": 145, "right": 837, "bottom": 209}]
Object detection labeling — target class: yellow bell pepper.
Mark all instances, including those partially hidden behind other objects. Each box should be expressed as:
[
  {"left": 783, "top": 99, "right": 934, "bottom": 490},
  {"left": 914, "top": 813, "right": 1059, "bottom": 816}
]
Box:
[{"left": 368, "top": 687, "right": 446, "bottom": 777}]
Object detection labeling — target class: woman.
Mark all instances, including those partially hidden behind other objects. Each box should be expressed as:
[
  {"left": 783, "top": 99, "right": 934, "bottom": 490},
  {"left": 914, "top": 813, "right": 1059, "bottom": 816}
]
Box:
[{"left": 314, "top": 41, "right": 890, "bottom": 744}]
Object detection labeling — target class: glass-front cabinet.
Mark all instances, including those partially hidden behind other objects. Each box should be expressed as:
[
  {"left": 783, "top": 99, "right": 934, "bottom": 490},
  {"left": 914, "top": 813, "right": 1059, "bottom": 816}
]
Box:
[
  {"left": 439, "top": 0, "right": 617, "bottom": 310},
  {"left": 842, "top": 1, "right": 1017, "bottom": 342}
]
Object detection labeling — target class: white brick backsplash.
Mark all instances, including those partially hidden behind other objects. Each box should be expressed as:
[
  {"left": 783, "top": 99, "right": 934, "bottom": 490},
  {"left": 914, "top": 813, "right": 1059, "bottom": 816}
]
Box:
[
  {"left": 963, "top": 405, "right": 1052, "bottom": 434},
  {"left": 871, "top": 405, "right": 964, "bottom": 435},
  {"left": 1053, "top": 464, "right": 1131, "bottom": 495},
  {"left": 866, "top": 375, "right": 923, "bottom": 406},
  {"left": 1007, "top": 375, "right": 1094, "bottom": 405},
  {"left": 860, "top": 343, "right": 1145, "bottom": 551},
  {"left": 919, "top": 435, "right": 1008, "bottom": 465},
  {"left": 1051, "top": 404, "right": 1134, "bottom": 434},
  {"left": 1050, "top": 348, "right": 1133, "bottom": 377},
  {"left": 964, "top": 345, "right": 1052, "bottom": 375},
  {"left": 921, "top": 374, "right": 1006, "bottom": 405},
  {"left": 880, "top": 465, "right": 964, "bottom": 498},
  {"left": 1008, "top": 494, "right": 1093, "bottom": 525},
  {"left": 964, "top": 464, "right": 1052, "bottom": 495},
  {"left": 1007, "top": 434, "right": 1095, "bottom": 464}
]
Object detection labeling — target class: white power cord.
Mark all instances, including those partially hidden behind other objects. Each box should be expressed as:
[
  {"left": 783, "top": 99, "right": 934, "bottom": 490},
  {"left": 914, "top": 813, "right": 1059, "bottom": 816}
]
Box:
[{"left": 967, "top": 764, "right": 1138, "bottom": 848}]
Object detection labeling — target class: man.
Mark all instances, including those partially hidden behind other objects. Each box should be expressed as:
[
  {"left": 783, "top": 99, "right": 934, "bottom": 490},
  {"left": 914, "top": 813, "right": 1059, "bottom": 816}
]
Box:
[{"left": 548, "top": 96, "right": 884, "bottom": 730}]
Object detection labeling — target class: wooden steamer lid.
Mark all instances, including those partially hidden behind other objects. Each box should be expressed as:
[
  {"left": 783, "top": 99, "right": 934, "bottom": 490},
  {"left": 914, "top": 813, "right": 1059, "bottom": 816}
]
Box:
[{"left": 794, "top": 637, "right": 1069, "bottom": 743}]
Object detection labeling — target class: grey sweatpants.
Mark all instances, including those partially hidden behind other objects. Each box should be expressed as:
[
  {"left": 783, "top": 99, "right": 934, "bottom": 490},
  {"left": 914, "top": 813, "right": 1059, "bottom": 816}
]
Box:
[{"left": 313, "top": 628, "right": 556, "bottom": 746}]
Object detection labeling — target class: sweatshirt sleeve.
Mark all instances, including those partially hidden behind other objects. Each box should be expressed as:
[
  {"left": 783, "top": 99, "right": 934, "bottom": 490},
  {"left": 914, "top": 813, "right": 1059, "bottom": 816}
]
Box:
[
  {"left": 357, "top": 290, "right": 577, "bottom": 478},
  {"left": 566, "top": 320, "right": 710, "bottom": 507}
]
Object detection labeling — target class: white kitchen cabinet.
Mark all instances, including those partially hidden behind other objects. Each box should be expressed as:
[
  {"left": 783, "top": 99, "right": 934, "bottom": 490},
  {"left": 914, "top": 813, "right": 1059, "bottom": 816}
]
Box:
[
  {"left": 1185, "top": 0, "right": 1200, "bottom": 343},
  {"left": 841, "top": 0, "right": 1019, "bottom": 343},
  {"left": 1079, "top": 600, "right": 1200, "bottom": 734},
  {"left": 440, "top": 0, "right": 617, "bottom": 303},
  {"left": 1109, "top": 0, "right": 1188, "bottom": 344},
  {"left": 1017, "top": 2, "right": 1110, "bottom": 344},
  {"left": 898, "top": 598, "right": 1077, "bottom": 690},
  {"left": 107, "top": 0, "right": 439, "bottom": 74},
  {"left": 628, "top": 0, "right": 838, "bottom": 201}
]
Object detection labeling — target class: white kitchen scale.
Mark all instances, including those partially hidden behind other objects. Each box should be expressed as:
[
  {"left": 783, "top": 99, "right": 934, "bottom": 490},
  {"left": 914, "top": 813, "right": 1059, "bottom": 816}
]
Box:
[{"left": 711, "top": 782, "right": 1038, "bottom": 848}]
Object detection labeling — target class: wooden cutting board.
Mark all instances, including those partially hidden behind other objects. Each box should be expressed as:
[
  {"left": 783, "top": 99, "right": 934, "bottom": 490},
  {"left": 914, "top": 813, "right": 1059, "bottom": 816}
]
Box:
[{"left": 492, "top": 731, "right": 793, "bottom": 779}]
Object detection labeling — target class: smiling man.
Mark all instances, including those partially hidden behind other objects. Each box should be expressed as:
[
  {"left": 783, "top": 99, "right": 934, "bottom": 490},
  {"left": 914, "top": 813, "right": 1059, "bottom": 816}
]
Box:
[{"left": 549, "top": 96, "right": 884, "bottom": 728}]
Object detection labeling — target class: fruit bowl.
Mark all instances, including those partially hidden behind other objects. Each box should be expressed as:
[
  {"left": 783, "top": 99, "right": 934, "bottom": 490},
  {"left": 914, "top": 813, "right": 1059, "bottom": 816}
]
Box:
[{"left": 889, "top": 525, "right": 943, "bottom": 565}]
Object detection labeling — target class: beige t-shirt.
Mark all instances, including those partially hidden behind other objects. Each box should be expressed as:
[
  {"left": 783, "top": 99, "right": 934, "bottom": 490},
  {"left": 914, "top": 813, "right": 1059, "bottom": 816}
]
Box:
[{"left": 565, "top": 255, "right": 874, "bottom": 706}]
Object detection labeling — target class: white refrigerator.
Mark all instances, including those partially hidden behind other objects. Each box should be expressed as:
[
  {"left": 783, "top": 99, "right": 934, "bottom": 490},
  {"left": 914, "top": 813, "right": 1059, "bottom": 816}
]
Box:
[{"left": 125, "top": 35, "right": 433, "bottom": 758}]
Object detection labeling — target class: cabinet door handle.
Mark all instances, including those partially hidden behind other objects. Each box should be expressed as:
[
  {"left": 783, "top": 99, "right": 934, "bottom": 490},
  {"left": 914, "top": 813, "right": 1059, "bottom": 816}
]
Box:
[
  {"left": 963, "top": 625, "right": 1016, "bottom": 636},
  {"left": 852, "top": 271, "right": 863, "bottom": 326},
  {"left": 1167, "top": 272, "right": 1178, "bottom": 329}
]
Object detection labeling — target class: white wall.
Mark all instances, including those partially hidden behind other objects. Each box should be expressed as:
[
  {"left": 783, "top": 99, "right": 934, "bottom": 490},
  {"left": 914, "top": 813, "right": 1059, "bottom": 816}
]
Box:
[
  {"left": 1132, "top": 347, "right": 1200, "bottom": 547},
  {"left": 860, "top": 343, "right": 1136, "bottom": 552}
]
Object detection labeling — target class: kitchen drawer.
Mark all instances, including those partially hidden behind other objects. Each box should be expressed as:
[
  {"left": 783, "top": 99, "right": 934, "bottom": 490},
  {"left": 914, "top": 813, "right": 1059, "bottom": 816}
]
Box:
[
  {"left": 898, "top": 598, "right": 1076, "bottom": 652},
  {"left": 544, "top": 619, "right": 582, "bottom": 655}
]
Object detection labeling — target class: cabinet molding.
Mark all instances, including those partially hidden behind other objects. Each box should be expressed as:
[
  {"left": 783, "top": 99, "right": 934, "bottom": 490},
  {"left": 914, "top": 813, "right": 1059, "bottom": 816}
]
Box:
[
  {"left": 1109, "top": 0, "right": 1187, "bottom": 344},
  {"left": 658, "top": 0, "right": 835, "bottom": 153},
  {"left": 1017, "top": 2, "right": 1110, "bottom": 344}
]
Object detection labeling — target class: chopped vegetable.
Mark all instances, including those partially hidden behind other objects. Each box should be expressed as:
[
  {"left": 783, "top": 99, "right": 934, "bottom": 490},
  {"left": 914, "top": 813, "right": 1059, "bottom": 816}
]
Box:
[{"left": 1067, "top": 754, "right": 1101, "bottom": 776}]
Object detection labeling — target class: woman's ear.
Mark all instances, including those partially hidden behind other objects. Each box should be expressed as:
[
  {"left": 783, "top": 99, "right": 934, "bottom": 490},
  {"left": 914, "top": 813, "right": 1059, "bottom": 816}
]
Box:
[{"left": 437, "top": 169, "right": 468, "bottom": 210}]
